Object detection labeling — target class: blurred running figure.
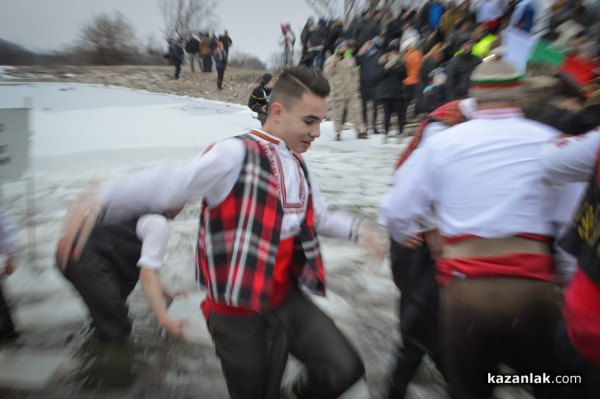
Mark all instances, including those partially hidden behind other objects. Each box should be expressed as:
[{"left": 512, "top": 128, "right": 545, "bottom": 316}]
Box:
[{"left": 382, "top": 58, "right": 564, "bottom": 399}]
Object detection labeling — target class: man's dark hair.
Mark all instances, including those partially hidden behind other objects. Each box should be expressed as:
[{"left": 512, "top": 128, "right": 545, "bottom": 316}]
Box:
[{"left": 269, "top": 67, "right": 330, "bottom": 109}]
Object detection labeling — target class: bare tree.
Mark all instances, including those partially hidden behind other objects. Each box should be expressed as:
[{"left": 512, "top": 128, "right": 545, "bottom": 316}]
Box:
[
  {"left": 159, "top": 0, "right": 218, "bottom": 39},
  {"left": 228, "top": 49, "right": 266, "bottom": 70},
  {"left": 77, "top": 12, "right": 139, "bottom": 65},
  {"left": 305, "top": 0, "right": 426, "bottom": 24},
  {"left": 304, "top": 0, "right": 339, "bottom": 19}
]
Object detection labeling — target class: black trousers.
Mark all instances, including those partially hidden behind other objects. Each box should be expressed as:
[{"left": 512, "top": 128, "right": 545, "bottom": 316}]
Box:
[
  {"left": 402, "top": 84, "right": 417, "bottom": 122},
  {"left": 216, "top": 67, "right": 225, "bottom": 89},
  {"left": 174, "top": 62, "right": 182, "bottom": 79},
  {"left": 380, "top": 98, "right": 406, "bottom": 135},
  {"left": 202, "top": 55, "right": 213, "bottom": 72},
  {"left": 0, "top": 283, "right": 17, "bottom": 340},
  {"left": 360, "top": 84, "right": 378, "bottom": 130},
  {"left": 62, "top": 249, "right": 135, "bottom": 342},
  {"left": 387, "top": 240, "right": 439, "bottom": 399},
  {"left": 208, "top": 286, "right": 365, "bottom": 399}
]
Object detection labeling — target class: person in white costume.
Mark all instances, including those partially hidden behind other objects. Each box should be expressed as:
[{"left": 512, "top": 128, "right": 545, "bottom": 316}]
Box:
[{"left": 381, "top": 57, "right": 565, "bottom": 399}]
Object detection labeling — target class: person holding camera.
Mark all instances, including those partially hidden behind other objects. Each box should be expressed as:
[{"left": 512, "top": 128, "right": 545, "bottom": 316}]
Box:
[
  {"left": 375, "top": 39, "right": 408, "bottom": 142},
  {"left": 323, "top": 38, "right": 365, "bottom": 140},
  {"left": 248, "top": 73, "right": 276, "bottom": 126}
]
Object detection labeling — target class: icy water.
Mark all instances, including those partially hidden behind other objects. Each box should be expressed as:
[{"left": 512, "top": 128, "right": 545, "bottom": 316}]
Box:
[{"left": 0, "top": 83, "right": 533, "bottom": 398}]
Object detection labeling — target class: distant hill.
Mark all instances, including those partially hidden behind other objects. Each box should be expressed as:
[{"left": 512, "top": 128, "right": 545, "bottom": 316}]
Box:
[{"left": 0, "top": 38, "right": 42, "bottom": 65}]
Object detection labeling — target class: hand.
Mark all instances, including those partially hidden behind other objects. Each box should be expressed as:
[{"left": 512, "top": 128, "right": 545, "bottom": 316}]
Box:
[
  {"left": 1, "top": 256, "right": 15, "bottom": 277},
  {"left": 357, "top": 221, "right": 390, "bottom": 264},
  {"left": 400, "top": 235, "right": 424, "bottom": 249},
  {"left": 161, "top": 317, "right": 185, "bottom": 340},
  {"left": 424, "top": 229, "right": 444, "bottom": 260}
]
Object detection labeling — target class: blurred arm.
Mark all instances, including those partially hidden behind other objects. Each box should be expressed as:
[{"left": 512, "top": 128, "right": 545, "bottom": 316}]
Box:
[
  {"left": 136, "top": 214, "right": 183, "bottom": 339},
  {"left": 541, "top": 130, "right": 600, "bottom": 185}
]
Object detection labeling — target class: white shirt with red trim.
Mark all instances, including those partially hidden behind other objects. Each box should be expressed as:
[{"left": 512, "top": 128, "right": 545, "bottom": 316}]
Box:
[
  {"left": 102, "top": 130, "right": 356, "bottom": 240},
  {"left": 382, "top": 108, "right": 564, "bottom": 242}
]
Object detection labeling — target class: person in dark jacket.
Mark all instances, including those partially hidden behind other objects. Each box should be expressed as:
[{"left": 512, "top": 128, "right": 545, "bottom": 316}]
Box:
[
  {"left": 303, "top": 20, "right": 326, "bottom": 69},
  {"left": 213, "top": 41, "right": 227, "bottom": 90},
  {"left": 218, "top": 30, "right": 233, "bottom": 61},
  {"left": 170, "top": 39, "right": 185, "bottom": 79},
  {"left": 248, "top": 73, "right": 276, "bottom": 126},
  {"left": 415, "top": 42, "right": 444, "bottom": 115},
  {"left": 325, "top": 19, "right": 345, "bottom": 56},
  {"left": 354, "top": 11, "right": 380, "bottom": 51},
  {"left": 385, "top": 12, "right": 405, "bottom": 49},
  {"left": 185, "top": 34, "right": 201, "bottom": 72},
  {"left": 445, "top": 38, "right": 481, "bottom": 101},
  {"left": 375, "top": 40, "right": 408, "bottom": 142},
  {"left": 356, "top": 37, "right": 384, "bottom": 134}
]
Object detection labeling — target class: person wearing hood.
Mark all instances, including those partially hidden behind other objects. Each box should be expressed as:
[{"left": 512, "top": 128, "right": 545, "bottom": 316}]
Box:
[
  {"left": 323, "top": 38, "right": 365, "bottom": 140},
  {"left": 248, "top": 73, "right": 276, "bottom": 126}
]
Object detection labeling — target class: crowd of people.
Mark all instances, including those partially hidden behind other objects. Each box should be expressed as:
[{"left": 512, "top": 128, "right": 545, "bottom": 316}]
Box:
[
  {"left": 166, "top": 30, "right": 232, "bottom": 89},
  {"left": 2, "top": 1, "right": 600, "bottom": 399},
  {"left": 274, "top": 0, "right": 599, "bottom": 142}
]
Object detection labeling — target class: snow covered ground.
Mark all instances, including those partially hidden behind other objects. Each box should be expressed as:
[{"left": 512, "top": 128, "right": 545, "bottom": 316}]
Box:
[{"left": 0, "top": 82, "right": 532, "bottom": 398}]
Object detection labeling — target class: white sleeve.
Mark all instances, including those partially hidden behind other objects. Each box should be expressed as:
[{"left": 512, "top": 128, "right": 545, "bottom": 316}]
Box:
[
  {"left": 136, "top": 214, "right": 171, "bottom": 270},
  {"left": 380, "top": 143, "right": 435, "bottom": 242},
  {"left": 421, "top": 122, "right": 448, "bottom": 143},
  {"left": 541, "top": 130, "right": 600, "bottom": 185},
  {"left": 101, "top": 138, "right": 245, "bottom": 224},
  {"left": 312, "top": 182, "right": 357, "bottom": 240}
]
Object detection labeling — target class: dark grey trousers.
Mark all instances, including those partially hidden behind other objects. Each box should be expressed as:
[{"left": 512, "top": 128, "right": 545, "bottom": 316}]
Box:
[
  {"left": 208, "top": 286, "right": 365, "bottom": 399},
  {"left": 62, "top": 249, "right": 134, "bottom": 342},
  {"left": 387, "top": 240, "right": 439, "bottom": 399}
]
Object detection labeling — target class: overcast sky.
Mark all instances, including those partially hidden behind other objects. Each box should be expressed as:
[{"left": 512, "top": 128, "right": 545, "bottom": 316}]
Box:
[{"left": 0, "top": 0, "right": 333, "bottom": 63}]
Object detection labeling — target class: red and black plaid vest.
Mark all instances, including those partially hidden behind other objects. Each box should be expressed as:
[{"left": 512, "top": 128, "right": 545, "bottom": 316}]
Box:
[{"left": 195, "top": 134, "right": 325, "bottom": 311}]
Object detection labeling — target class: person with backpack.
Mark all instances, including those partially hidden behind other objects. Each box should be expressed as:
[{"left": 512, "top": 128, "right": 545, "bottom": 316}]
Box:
[
  {"left": 218, "top": 30, "right": 233, "bottom": 62},
  {"left": 213, "top": 40, "right": 227, "bottom": 90}
]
